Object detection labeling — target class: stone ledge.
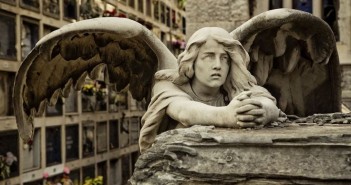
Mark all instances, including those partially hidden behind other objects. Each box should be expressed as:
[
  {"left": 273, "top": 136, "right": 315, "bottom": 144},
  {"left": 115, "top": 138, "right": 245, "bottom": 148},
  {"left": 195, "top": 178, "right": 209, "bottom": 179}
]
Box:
[{"left": 130, "top": 114, "right": 351, "bottom": 184}]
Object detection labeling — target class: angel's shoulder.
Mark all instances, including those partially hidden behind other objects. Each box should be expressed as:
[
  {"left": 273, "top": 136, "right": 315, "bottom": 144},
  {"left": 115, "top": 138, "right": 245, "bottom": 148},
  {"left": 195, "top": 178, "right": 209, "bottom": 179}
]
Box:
[{"left": 153, "top": 80, "right": 184, "bottom": 92}]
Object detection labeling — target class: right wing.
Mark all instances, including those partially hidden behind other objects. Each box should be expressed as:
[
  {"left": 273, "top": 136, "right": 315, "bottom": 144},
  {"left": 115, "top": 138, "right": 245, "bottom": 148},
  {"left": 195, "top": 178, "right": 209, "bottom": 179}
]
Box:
[
  {"left": 14, "top": 17, "right": 177, "bottom": 143},
  {"left": 231, "top": 9, "right": 341, "bottom": 116}
]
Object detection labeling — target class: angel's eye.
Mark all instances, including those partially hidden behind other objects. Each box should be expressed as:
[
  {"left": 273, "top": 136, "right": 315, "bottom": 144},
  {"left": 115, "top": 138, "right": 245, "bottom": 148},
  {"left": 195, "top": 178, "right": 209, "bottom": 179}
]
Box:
[
  {"left": 201, "top": 53, "right": 213, "bottom": 60},
  {"left": 220, "top": 55, "right": 228, "bottom": 61}
]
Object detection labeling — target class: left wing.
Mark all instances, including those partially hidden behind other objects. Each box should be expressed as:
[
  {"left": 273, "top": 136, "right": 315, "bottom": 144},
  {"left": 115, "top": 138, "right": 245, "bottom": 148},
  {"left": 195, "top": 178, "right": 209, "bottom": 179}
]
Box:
[{"left": 14, "top": 17, "right": 177, "bottom": 143}]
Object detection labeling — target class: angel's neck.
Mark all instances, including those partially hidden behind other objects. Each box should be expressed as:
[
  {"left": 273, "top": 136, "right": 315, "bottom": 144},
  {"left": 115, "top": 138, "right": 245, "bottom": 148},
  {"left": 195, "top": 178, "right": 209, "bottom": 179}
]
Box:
[{"left": 190, "top": 81, "right": 221, "bottom": 101}]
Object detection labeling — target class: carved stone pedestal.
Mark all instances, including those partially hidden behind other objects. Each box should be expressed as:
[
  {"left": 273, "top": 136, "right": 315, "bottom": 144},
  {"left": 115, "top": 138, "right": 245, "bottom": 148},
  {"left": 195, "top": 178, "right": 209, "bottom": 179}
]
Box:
[{"left": 130, "top": 121, "right": 351, "bottom": 184}]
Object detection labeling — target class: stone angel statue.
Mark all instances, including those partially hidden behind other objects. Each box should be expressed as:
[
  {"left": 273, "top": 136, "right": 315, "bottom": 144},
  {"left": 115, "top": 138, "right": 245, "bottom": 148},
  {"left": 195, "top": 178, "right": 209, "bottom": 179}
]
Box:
[{"left": 13, "top": 9, "right": 340, "bottom": 153}]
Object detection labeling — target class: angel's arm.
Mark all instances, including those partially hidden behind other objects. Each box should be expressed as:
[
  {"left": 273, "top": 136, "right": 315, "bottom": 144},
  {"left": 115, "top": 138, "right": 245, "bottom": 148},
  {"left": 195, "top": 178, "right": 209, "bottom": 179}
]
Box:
[
  {"left": 166, "top": 98, "right": 237, "bottom": 128},
  {"left": 166, "top": 95, "right": 279, "bottom": 128},
  {"left": 166, "top": 91, "right": 261, "bottom": 128}
]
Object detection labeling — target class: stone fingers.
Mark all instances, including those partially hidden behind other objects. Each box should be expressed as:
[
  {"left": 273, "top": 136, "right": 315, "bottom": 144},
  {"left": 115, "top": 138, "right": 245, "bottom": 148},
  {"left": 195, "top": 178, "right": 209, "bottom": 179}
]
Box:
[
  {"left": 237, "top": 121, "right": 256, "bottom": 128},
  {"left": 236, "top": 104, "right": 264, "bottom": 114},
  {"left": 237, "top": 111, "right": 267, "bottom": 127},
  {"left": 236, "top": 91, "right": 252, "bottom": 101},
  {"left": 237, "top": 114, "right": 265, "bottom": 124},
  {"left": 239, "top": 99, "right": 263, "bottom": 107},
  {"left": 237, "top": 115, "right": 256, "bottom": 122}
]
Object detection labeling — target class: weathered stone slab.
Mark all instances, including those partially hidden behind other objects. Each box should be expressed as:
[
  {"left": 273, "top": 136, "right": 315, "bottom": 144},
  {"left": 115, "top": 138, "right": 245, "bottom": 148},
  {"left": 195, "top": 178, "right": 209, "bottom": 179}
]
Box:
[{"left": 130, "top": 117, "right": 351, "bottom": 184}]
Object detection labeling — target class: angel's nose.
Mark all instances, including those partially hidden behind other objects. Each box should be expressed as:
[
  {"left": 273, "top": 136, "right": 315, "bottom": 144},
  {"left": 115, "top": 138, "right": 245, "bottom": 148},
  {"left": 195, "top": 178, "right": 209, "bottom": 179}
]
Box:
[{"left": 213, "top": 57, "right": 221, "bottom": 70}]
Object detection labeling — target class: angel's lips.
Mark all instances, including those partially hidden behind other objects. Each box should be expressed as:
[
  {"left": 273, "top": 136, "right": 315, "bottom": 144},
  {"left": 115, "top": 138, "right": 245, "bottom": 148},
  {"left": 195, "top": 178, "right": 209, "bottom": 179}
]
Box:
[{"left": 211, "top": 73, "right": 222, "bottom": 78}]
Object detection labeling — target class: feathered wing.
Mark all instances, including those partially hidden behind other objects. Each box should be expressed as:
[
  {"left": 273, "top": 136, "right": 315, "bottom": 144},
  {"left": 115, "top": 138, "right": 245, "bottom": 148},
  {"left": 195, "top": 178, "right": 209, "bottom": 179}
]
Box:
[
  {"left": 14, "top": 17, "right": 177, "bottom": 142},
  {"left": 231, "top": 8, "right": 341, "bottom": 117}
]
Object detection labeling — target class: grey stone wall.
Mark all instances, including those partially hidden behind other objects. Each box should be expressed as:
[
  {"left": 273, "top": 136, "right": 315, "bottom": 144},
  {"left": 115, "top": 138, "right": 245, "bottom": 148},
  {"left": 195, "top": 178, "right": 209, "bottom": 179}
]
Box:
[
  {"left": 339, "top": 0, "right": 351, "bottom": 49},
  {"left": 341, "top": 65, "right": 351, "bottom": 108},
  {"left": 185, "top": 0, "right": 249, "bottom": 40},
  {"left": 341, "top": 65, "right": 351, "bottom": 94}
]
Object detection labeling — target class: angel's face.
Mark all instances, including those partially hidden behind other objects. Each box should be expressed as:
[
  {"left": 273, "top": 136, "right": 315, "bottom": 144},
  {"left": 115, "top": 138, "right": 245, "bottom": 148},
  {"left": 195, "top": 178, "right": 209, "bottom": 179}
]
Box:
[{"left": 193, "top": 38, "right": 229, "bottom": 90}]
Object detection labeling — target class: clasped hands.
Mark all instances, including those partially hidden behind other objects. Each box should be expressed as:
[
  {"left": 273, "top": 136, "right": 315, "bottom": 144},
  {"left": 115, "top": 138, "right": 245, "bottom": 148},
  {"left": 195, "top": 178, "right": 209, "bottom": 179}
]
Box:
[{"left": 227, "top": 91, "right": 268, "bottom": 128}]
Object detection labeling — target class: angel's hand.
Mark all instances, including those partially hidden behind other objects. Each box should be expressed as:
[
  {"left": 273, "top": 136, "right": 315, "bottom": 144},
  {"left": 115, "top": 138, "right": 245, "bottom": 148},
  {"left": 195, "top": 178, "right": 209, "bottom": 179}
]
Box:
[
  {"left": 224, "top": 91, "right": 255, "bottom": 127},
  {"left": 235, "top": 98, "right": 273, "bottom": 128},
  {"left": 236, "top": 99, "right": 264, "bottom": 127}
]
